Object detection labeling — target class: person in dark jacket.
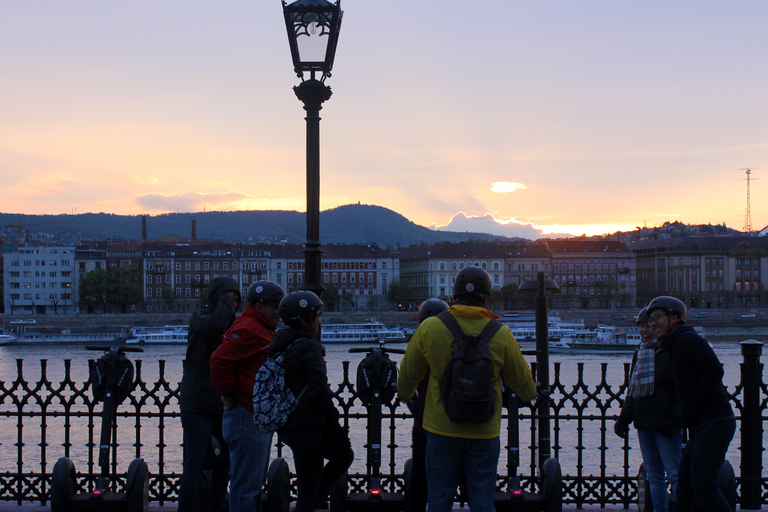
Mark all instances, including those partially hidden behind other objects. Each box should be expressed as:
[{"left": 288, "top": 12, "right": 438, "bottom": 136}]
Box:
[
  {"left": 179, "top": 276, "right": 241, "bottom": 512},
  {"left": 647, "top": 296, "right": 735, "bottom": 512},
  {"left": 405, "top": 298, "right": 449, "bottom": 512},
  {"left": 269, "top": 291, "right": 353, "bottom": 512},
  {"left": 210, "top": 281, "right": 285, "bottom": 512},
  {"left": 614, "top": 307, "right": 681, "bottom": 512}
]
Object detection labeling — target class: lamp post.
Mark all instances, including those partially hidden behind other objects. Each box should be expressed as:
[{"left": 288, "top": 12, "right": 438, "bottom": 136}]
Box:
[
  {"left": 518, "top": 272, "right": 560, "bottom": 468},
  {"left": 282, "top": 0, "right": 343, "bottom": 297}
]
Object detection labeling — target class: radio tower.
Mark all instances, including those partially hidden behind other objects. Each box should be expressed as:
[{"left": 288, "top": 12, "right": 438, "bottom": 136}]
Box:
[{"left": 742, "top": 168, "right": 753, "bottom": 234}]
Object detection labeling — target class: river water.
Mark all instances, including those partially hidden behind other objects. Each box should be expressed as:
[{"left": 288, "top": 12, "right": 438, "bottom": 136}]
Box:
[{"left": 0, "top": 339, "right": 763, "bottom": 485}]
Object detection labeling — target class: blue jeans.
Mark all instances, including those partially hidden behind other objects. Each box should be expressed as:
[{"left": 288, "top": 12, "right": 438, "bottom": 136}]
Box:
[
  {"left": 637, "top": 429, "right": 682, "bottom": 512},
  {"left": 223, "top": 405, "right": 273, "bottom": 512},
  {"left": 179, "top": 410, "right": 230, "bottom": 512},
  {"left": 675, "top": 418, "right": 736, "bottom": 512},
  {"left": 425, "top": 433, "right": 500, "bottom": 512}
]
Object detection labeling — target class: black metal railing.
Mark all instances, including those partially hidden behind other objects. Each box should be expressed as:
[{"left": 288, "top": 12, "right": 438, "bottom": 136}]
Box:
[{"left": 0, "top": 343, "right": 764, "bottom": 507}]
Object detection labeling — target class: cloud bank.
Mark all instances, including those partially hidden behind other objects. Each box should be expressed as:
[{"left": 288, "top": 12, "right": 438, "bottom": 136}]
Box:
[{"left": 436, "top": 212, "right": 550, "bottom": 240}]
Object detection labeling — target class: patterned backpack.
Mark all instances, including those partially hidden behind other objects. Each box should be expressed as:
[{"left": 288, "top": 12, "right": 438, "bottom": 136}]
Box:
[{"left": 252, "top": 349, "right": 306, "bottom": 433}]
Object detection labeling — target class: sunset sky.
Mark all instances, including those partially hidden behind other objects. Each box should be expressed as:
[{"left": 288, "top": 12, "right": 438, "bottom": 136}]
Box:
[{"left": 1, "top": 1, "right": 766, "bottom": 239}]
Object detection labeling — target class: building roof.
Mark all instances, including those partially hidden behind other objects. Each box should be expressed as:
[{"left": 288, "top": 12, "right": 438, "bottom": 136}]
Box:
[
  {"left": 545, "top": 240, "right": 630, "bottom": 254},
  {"left": 629, "top": 236, "right": 768, "bottom": 254},
  {"left": 397, "top": 241, "right": 506, "bottom": 261}
]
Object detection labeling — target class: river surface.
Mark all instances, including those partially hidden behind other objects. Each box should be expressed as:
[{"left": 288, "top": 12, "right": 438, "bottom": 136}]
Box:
[{"left": 0, "top": 339, "right": 763, "bottom": 482}]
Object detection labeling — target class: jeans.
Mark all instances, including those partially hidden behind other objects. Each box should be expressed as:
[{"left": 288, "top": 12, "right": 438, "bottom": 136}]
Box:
[
  {"left": 223, "top": 405, "right": 273, "bottom": 512},
  {"left": 279, "top": 424, "right": 354, "bottom": 512},
  {"left": 425, "top": 433, "right": 500, "bottom": 512},
  {"left": 179, "top": 410, "right": 230, "bottom": 512},
  {"left": 637, "top": 428, "right": 682, "bottom": 512},
  {"left": 675, "top": 417, "right": 736, "bottom": 512}
]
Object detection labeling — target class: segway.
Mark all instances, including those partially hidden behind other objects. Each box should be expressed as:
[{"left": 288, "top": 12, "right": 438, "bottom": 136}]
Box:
[
  {"left": 330, "top": 341, "right": 405, "bottom": 512},
  {"left": 495, "top": 387, "right": 562, "bottom": 512},
  {"left": 637, "top": 458, "right": 736, "bottom": 512},
  {"left": 51, "top": 345, "right": 149, "bottom": 512}
]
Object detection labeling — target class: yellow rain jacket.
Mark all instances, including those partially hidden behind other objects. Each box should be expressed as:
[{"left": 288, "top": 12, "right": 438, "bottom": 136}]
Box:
[{"left": 397, "top": 304, "right": 536, "bottom": 439}]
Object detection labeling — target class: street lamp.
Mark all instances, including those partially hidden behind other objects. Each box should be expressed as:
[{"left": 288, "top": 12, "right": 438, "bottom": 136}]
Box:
[
  {"left": 282, "top": 0, "right": 343, "bottom": 297},
  {"left": 518, "top": 272, "right": 559, "bottom": 467}
]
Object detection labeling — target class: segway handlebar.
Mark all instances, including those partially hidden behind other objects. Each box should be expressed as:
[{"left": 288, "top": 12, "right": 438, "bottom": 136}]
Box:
[{"left": 85, "top": 345, "right": 144, "bottom": 353}]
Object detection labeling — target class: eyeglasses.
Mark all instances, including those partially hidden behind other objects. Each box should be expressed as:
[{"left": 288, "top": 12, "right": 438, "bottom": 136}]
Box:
[{"left": 649, "top": 313, "right": 667, "bottom": 324}]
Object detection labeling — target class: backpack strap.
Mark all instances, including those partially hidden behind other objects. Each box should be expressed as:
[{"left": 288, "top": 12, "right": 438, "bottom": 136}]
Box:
[{"left": 436, "top": 310, "right": 504, "bottom": 345}]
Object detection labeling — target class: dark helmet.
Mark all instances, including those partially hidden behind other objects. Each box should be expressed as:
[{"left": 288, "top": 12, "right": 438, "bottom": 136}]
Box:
[
  {"left": 279, "top": 291, "right": 323, "bottom": 326},
  {"left": 246, "top": 281, "right": 286, "bottom": 306},
  {"left": 636, "top": 307, "right": 650, "bottom": 325},
  {"left": 453, "top": 266, "right": 492, "bottom": 299},
  {"left": 418, "top": 298, "right": 449, "bottom": 323},
  {"left": 647, "top": 296, "right": 687, "bottom": 322}
]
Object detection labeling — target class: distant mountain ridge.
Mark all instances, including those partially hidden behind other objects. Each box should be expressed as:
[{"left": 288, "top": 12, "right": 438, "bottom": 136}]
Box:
[{"left": 0, "top": 204, "right": 520, "bottom": 249}]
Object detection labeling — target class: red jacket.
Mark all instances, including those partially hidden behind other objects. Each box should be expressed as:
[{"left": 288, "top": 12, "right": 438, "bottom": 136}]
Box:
[{"left": 210, "top": 306, "right": 276, "bottom": 411}]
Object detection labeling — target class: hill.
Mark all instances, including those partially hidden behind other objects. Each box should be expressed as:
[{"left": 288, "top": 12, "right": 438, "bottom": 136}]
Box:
[{"left": 0, "top": 205, "right": 520, "bottom": 249}]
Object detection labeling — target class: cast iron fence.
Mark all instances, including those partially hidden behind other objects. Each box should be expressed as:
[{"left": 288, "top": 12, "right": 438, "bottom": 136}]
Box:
[{"left": 0, "top": 342, "right": 764, "bottom": 508}]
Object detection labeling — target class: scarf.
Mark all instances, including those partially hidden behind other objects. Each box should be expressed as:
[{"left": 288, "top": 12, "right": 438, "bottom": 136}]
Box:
[{"left": 628, "top": 338, "right": 661, "bottom": 398}]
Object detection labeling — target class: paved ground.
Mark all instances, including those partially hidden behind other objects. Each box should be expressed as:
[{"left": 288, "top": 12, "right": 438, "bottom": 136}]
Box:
[{"left": 1, "top": 504, "right": 766, "bottom": 512}]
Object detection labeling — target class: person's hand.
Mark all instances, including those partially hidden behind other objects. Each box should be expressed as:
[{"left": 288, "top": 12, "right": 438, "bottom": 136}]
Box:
[
  {"left": 614, "top": 419, "right": 629, "bottom": 438},
  {"left": 221, "top": 396, "right": 236, "bottom": 410}
]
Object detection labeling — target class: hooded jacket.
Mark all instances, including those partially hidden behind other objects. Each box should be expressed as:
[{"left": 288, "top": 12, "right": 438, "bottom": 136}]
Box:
[
  {"left": 210, "top": 305, "right": 276, "bottom": 411},
  {"left": 397, "top": 304, "right": 536, "bottom": 439},
  {"left": 180, "top": 276, "right": 239, "bottom": 415},
  {"left": 268, "top": 325, "right": 339, "bottom": 431},
  {"left": 660, "top": 324, "right": 733, "bottom": 430}
]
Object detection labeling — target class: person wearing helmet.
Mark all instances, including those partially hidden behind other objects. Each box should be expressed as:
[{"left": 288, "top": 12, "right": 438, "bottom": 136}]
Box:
[
  {"left": 406, "top": 298, "right": 450, "bottom": 512},
  {"left": 268, "top": 291, "right": 353, "bottom": 512},
  {"left": 179, "top": 276, "right": 241, "bottom": 512},
  {"left": 210, "top": 281, "right": 286, "bottom": 512},
  {"left": 614, "top": 307, "right": 681, "bottom": 512},
  {"left": 647, "top": 296, "right": 735, "bottom": 512},
  {"left": 397, "top": 267, "right": 535, "bottom": 512}
]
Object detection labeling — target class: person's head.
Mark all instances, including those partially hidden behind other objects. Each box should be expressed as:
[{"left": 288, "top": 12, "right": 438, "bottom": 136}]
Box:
[
  {"left": 452, "top": 266, "right": 492, "bottom": 307},
  {"left": 208, "top": 276, "right": 241, "bottom": 311},
  {"left": 635, "top": 307, "right": 653, "bottom": 343},
  {"left": 246, "top": 281, "right": 286, "bottom": 328},
  {"left": 418, "top": 298, "right": 449, "bottom": 323},
  {"left": 646, "top": 296, "right": 686, "bottom": 340},
  {"left": 279, "top": 291, "right": 324, "bottom": 333}
]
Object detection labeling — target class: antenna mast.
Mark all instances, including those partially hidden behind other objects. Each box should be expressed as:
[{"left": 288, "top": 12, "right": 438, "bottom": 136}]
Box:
[{"left": 742, "top": 168, "right": 753, "bottom": 234}]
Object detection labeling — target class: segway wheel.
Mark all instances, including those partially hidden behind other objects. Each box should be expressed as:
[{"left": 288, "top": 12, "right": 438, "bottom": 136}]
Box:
[
  {"left": 328, "top": 473, "right": 347, "bottom": 512},
  {"left": 126, "top": 458, "right": 150, "bottom": 512},
  {"left": 51, "top": 457, "right": 77, "bottom": 512},
  {"left": 637, "top": 463, "right": 653, "bottom": 512},
  {"left": 717, "top": 459, "right": 737, "bottom": 512},
  {"left": 265, "top": 457, "right": 290, "bottom": 512},
  {"left": 542, "top": 457, "right": 563, "bottom": 512}
]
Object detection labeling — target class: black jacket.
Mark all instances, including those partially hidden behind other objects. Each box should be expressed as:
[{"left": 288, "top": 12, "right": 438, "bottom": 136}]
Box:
[
  {"left": 619, "top": 345, "right": 679, "bottom": 433},
  {"left": 661, "top": 324, "right": 733, "bottom": 430},
  {"left": 180, "top": 277, "right": 239, "bottom": 415},
  {"left": 269, "top": 325, "right": 339, "bottom": 431}
]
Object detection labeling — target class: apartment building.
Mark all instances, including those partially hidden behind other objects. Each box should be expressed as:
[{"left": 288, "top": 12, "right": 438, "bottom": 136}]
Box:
[
  {"left": 546, "top": 240, "right": 636, "bottom": 309},
  {"left": 397, "top": 242, "right": 506, "bottom": 306},
  {"left": 632, "top": 236, "right": 768, "bottom": 309},
  {"left": 3, "top": 245, "right": 75, "bottom": 315}
]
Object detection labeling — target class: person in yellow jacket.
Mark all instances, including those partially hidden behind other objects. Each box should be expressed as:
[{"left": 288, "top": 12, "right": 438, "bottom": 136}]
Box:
[{"left": 397, "top": 266, "right": 536, "bottom": 512}]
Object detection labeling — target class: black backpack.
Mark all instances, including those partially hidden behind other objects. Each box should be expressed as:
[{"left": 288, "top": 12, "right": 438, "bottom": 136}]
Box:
[
  {"left": 437, "top": 311, "right": 502, "bottom": 424},
  {"left": 356, "top": 348, "right": 398, "bottom": 406}
]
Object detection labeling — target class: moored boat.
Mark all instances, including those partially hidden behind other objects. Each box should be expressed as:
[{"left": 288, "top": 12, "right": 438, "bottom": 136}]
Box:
[
  {"left": 0, "top": 333, "right": 18, "bottom": 345},
  {"left": 321, "top": 321, "right": 407, "bottom": 344},
  {"left": 1, "top": 330, "right": 125, "bottom": 345},
  {"left": 126, "top": 325, "right": 189, "bottom": 344},
  {"left": 549, "top": 324, "right": 638, "bottom": 354}
]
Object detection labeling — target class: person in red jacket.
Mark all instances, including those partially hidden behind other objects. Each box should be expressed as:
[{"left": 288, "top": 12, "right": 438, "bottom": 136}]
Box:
[{"left": 210, "top": 281, "right": 286, "bottom": 512}]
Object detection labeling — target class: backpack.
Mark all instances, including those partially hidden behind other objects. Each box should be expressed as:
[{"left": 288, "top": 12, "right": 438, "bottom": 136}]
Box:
[
  {"left": 91, "top": 351, "right": 135, "bottom": 405},
  {"left": 356, "top": 348, "right": 398, "bottom": 406},
  {"left": 252, "top": 348, "right": 307, "bottom": 433},
  {"left": 437, "top": 311, "right": 502, "bottom": 424}
]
